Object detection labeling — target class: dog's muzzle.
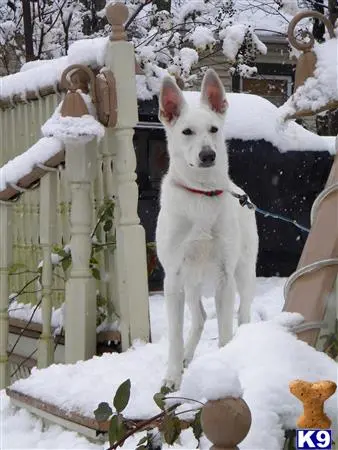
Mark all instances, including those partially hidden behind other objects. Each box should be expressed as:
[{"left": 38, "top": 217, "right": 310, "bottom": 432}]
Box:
[{"left": 199, "top": 146, "right": 216, "bottom": 168}]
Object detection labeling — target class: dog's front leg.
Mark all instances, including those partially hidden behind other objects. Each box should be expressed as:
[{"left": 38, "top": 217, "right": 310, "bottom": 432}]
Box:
[
  {"left": 215, "top": 270, "right": 236, "bottom": 347},
  {"left": 163, "top": 274, "right": 184, "bottom": 390}
]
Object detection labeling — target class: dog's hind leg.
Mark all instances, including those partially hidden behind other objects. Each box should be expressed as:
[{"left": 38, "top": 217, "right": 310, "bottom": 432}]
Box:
[
  {"left": 235, "top": 261, "right": 256, "bottom": 325},
  {"left": 215, "top": 271, "right": 236, "bottom": 347},
  {"left": 183, "top": 286, "right": 206, "bottom": 367},
  {"left": 163, "top": 274, "right": 185, "bottom": 390}
]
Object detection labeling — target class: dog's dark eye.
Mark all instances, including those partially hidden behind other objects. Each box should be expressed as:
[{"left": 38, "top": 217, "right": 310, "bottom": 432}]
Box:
[
  {"left": 182, "top": 128, "right": 194, "bottom": 136},
  {"left": 210, "top": 126, "right": 218, "bottom": 133}
]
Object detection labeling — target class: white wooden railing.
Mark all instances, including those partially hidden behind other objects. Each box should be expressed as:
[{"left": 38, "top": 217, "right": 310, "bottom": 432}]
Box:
[{"left": 0, "top": 3, "right": 150, "bottom": 389}]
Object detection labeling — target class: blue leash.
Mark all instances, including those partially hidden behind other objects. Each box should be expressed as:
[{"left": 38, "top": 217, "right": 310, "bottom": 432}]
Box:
[{"left": 230, "top": 191, "right": 310, "bottom": 233}]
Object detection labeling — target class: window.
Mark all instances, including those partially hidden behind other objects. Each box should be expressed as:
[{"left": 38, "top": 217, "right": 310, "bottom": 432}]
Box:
[
  {"left": 240, "top": 74, "right": 293, "bottom": 107},
  {"left": 232, "top": 62, "right": 294, "bottom": 107}
]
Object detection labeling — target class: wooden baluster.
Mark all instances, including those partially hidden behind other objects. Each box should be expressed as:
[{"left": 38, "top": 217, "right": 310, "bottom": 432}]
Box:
[
  {"left": 64, "top": 141, "right": 97, "bottom": 363},
  {"left": 104, "top": 3, "right": 150, "bottom": 350},
  {"left": 0, "top": 201, "right": 13, "bottom": 388},
  {"left": 38, "top": 169, "right": 57, "bottom": 368}
]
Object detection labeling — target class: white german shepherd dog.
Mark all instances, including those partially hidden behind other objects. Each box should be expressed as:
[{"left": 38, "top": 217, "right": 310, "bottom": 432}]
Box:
[{"left": 156, "top": 68, "right": 259, "bottom": 389}]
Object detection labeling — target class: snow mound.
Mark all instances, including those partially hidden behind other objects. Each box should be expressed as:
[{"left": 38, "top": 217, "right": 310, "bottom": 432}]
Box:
[
  {"left": 181, "top": 358, "right": 243, "bottom": 402},
  {"left": 10, "top": 308, "right": 337, "bottom": 449},
  {"left": 280, "top": 37, "right": 338, "bottom": 118},
  {"left": 42, "top": 93, "right": 105, "bottom": 143},
  {"left": 1, "top": 37, "right": 108, "bottom": 102},
  {"left": 180, "top": 312, "right": 337, "bottom": 449}
]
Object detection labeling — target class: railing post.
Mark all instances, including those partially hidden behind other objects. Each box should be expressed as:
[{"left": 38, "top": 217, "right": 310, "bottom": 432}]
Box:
[
  {"left": 38, "top": 170, "right": 57, "bottom": 368},
  {"left": 0, "top": 201, "right": 12, "bottom": 388},
  {"left": 65, "top": 141, "right": 97, "bottom": 363},
  {"left": 104, "top": 3, "right": 150, "bottom": 350}
]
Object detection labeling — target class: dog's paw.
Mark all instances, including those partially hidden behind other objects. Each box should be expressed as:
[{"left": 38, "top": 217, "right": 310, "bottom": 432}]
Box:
[{"left": 162, "top": 373, "right": 182, "bottom": 391}]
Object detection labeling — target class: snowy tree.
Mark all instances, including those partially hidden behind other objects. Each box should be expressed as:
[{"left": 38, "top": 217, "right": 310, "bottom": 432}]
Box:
[
  {"left": 1, "top": 0, "right": 336, "bottom": 84},
  {"left": 0, "top": 0, "right": 107, "bottom": 73}
]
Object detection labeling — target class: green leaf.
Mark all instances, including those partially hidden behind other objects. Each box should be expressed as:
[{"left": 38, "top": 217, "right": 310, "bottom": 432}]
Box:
[
  {"left": 137, "top": 436, "right": 148, "bottom": 446},
  {"left": 108, "top": 414, "right": 127, "bottom": 446},
  {"left": 61, "top": 256, "right": 71, "bottom": 273},
  {"left": 94, "top": 402, "right": 113, "bottom": 422},
  {"left": 191, "top": 409, "right": 202, "bottom": 442},
  {"left": 153, "top": 392, "right": 166, "bottom": 411},
  {"left": 90, "top": 256, "right": 99, "bottom": 265},
  {"left": 162, "top": 414, "right": 182, "bottom": 445},
  {"left": 53, "top": 247, "right": 68, "bottom": 258},
  {"left": 104, "top": 219, "right": 113, "bottom": 232},
  {"left": 108, "top": 414, "right": 119, "bottom": 446},
  {"left": 92, "top": 267, "right": 101, "bottom": 280},
  {"left": 160, "top": 385, "right": 172, "bottom": 395},
  {"left": 113, "top": 379, "right": 131, "bottom": 413}
]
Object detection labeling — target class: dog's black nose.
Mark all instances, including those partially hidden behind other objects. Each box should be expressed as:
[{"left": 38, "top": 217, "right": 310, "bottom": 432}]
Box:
[{"left": 199, "top": 147, "right": 216, "bottom": 167}]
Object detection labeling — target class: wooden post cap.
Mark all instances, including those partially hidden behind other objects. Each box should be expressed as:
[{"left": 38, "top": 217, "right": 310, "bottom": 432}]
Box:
[
  {"left": 289, "top": 379, "right": 337, "bottom": 429},
  {"left": 106, "top": 3, "right": 129, "bottom": 41},
  {"left": 201, "top": 398, "right": 252, "bottom": 450},
  {"left": 60, "top": 64, "right": 97, "bottom": 118}
]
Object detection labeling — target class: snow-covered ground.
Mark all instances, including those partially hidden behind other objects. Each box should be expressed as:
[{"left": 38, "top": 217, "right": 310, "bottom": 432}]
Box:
[{"left": 2, "top": 277, "right": 337, "bottom": 449}]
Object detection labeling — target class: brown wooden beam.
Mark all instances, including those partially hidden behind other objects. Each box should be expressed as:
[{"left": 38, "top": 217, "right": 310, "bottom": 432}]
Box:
[
  {"left": 0, "top": 150, "right": 65, "bottom": 202},
  {"left": 283, "top": 154, "right": 338, "bottom": 346}
]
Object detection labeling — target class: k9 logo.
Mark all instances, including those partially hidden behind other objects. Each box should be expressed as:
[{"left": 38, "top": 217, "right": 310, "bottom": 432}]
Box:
[{"left": 296, "top": 429, "right": 332, "bottom": 449}]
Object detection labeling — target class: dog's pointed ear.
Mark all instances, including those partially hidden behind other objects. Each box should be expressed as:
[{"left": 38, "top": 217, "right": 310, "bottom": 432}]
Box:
[
  {"left": 201, "top": 69, "right": 228, "bottom": 115},
  {"left": 159, "top": 76, "right": 185, "bottom": 125}
]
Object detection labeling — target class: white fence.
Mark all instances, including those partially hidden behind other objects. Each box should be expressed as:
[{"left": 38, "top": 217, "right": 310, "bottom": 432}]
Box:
[{"left": 0, "top": 3, "right": 150, "bottom": 389}]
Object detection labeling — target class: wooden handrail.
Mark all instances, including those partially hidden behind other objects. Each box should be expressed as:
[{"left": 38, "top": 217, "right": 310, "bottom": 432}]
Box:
[{"left": 0, "top": 150, "right": 65, "bottom": 202}]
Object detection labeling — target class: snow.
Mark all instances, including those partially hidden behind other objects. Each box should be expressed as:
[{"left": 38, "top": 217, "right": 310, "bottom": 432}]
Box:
[
  {"left": 279, "top": 37, "right": 338, "bottom": 119},
  {"left": 190, "top": 26, "right": 215, "bottom": 50},
  {"left": 180, "top": 359, "right": 243, "bottom": 402},
  {"left": 221, "top": 23, "right": 248, "bottom": 61},
  {"left": 1, "top": 37, "right": 108, "bottom": 102},
  {"left": 9, "top": 299, "right": 63, "bottom": 331},
  {"left": 183, "top": 91, "right": 336, "bottom": 153},
  {"left": 0, "top": 137, "right": 63, "bottom": 191},
  {"left": 235, "top": 0, "right": 301, "bottom": 36},
  {"left": 41, "top": 93, "right": 105, "bottom": 143},
  {"left": 5, "top": 277, "right": 337, "bottom": 449},
  {"left": 180, "top": 313, "right": 337, "bottom": 449},
  {"left": 177, "top": 48, "right": 199, "bottom": 76}
]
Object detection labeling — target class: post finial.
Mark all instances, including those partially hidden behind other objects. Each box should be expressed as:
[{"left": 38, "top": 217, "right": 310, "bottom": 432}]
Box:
[
  {"left": 106, "top": 2, "right": 129, "bottom": 41},
  {"left": 287, "top": 10, "right": 335, "bottom": 90},
  {"left": 201, "top": 397, "right": 252, "bottom": 450}
]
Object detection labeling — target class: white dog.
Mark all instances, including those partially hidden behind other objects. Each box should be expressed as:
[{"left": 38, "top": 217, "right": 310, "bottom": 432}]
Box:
[{"left": 156, "top": 69, "right": 259, "bottom": 389}]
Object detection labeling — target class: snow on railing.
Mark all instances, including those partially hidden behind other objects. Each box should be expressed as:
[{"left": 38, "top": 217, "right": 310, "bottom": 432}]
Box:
[{"left": 0, "top": 2, "right": 150, "bottom": 389}]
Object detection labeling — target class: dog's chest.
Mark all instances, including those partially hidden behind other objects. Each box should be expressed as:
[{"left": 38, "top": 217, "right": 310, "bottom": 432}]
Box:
[
  {"left": 184, "top": 233, "right": 218, "bottom": 264},
  {"left": 180, "top": 232, "right": 221, "bottom": 291}
]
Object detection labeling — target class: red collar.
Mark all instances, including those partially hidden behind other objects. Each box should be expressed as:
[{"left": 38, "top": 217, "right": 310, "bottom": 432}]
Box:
[{"left": 177, "top": 183, "right": 224, "bottom": 197}]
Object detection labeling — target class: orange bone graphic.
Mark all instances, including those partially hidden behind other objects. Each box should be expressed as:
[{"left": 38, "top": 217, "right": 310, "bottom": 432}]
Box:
[{"left": 289, "top": 380, "right": 337, "bottom": 429}]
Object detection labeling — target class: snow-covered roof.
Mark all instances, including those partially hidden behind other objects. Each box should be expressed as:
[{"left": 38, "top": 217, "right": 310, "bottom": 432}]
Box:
[
  {"left": 183, "top": 91, "right": 335, "bottom": 153},
  {"left": 279, "top": 36, "right": 338, "bottom": 119}
]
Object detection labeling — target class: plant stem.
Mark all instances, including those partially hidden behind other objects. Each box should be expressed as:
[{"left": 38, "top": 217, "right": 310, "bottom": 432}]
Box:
[
  {"left": 107, "top": 404, "right": 178, "bottom": 450},
  {"left": 8, "top": 297, "right": 42, "bottom": 357},
  {"left": 8, "top": 275, "right": 40, "bottom": 304},
  {"left": 164, "top": 396, "right": 205, "bottom": 406}
]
